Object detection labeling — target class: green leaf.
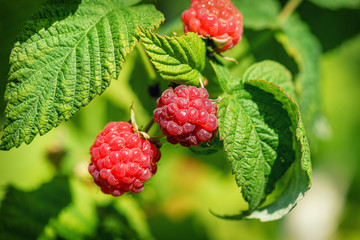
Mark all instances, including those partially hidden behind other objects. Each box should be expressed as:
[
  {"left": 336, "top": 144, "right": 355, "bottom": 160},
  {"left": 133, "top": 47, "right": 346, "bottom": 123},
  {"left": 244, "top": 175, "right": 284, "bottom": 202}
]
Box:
[
  {"left": 276, "top": 15, "right": 321, "bottom": 133},
  {"left": 207, "top": 56, "right": 232, "bottom": 92},
  {"left": 0, "top": 0, "right": 164, "bottom": 150},
  {"left": 308, "top": 0, "right": 360, "bottom": 9},
  {"left": 217, "top": 80, "right": 311, "bottom": 218},
  {"left": 0, "top": 175, "right": 71, "bottom": 239},
  {"left": 139, "top": 29, "right": 206, "bottom": 86},
  {"left": 232, "top": 0, "right": 281, "bottom": 29},
  {"left": 242, "top": 60, "right": 296, "bottom": 98}
]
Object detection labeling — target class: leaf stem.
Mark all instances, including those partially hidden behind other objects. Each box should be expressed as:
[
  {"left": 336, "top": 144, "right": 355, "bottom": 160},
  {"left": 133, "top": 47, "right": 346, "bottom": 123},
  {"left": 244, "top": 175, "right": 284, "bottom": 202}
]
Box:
[
  {"left": 130, "top": 104, "right": 139, "bottom": 133},
  {"left": 136, "top": 43, "right": 157, "bottom": 81},
  {"left": 150, "top": 135, "right": 167, "bottom": 145},
  {"left": 278, "top": 0, "right": 303, "bottom": 25},
  {"left": 143, "top": 118, "right": 155, "bottom": 133}
]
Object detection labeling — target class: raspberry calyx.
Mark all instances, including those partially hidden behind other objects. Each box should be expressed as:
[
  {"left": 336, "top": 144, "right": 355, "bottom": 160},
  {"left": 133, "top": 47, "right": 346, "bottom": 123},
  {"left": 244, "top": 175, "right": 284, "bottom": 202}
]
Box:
[
  {"left": 88, "top": 121, "right": 161, "bottom": 196},
  {"left": 181, "top": 0, "right": 243, "bottom": 52},
  {"left": 153, "top": 85, "right": 218, "bottom": 147}
]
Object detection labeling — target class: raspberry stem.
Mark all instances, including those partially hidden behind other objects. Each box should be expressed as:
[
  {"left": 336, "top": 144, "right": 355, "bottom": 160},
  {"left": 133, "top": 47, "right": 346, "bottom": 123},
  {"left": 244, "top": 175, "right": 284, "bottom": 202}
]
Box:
[
  {"left": 143, "top": 119, "right": 155, "bottom": 133},
  {"left": 150, "top": 135, "right": 167, "bottom": 145},
  {"left": 218, "top": 54, "right": 238, "bottom": 64},
  {"left": 130, "top": 105, "right": 139, "bottom": 133},
  {"left": 199, "top": 77, "right": 204, "bottom": 88},
  {"left": 278, "top": 0, "right": 303, "bottom": 25}
]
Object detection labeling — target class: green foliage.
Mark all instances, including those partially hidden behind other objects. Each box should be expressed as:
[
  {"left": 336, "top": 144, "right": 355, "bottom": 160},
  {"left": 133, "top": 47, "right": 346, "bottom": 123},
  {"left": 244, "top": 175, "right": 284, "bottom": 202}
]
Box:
[
  {"left": 0, "top": 176, "right": 71, "bottom": 240},
  {"left": 232, "top": 0, "right": 281, "bottom": 29},
  {"left": 189, "top": 136, "right": 223, "bottom": 155},
  {"left": 1, "top": 0, "right": 337, "bottom": 234},
  {"left": 242, "top": 60, "right": 296, "bottom": 98},
  {"left": 139, "top": 29, "right": 206, "bottom": 85},
  {"left": 218, "top": 77, "right": 311, "bottom": 217},
  {"left": 207, "top": 56, "right": 232, "bottom": 92},
  {"left": 308, "top": 0, "right": 360, "bottom": 9},
  {"left": 217, "top": 80, "right": 311, "bottom": 220},
  {"left": 0, "top": 0, "right": 164, "bottom": 150},
  {"left": 276, "top": 15, "right": 321, "bottom": 132}
]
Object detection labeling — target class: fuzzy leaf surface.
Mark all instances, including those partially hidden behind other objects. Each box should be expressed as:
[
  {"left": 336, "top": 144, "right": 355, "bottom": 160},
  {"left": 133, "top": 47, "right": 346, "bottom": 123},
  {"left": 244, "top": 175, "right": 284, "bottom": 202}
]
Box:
[
  {"left": 139, "top": 29, "right": 206, "bottom": 86},
  {"left": 0, "top": 0, "right": 164, "bottom": 150},
  {"left": 217, "top": 80, "right": 311, "bottom": 218}
]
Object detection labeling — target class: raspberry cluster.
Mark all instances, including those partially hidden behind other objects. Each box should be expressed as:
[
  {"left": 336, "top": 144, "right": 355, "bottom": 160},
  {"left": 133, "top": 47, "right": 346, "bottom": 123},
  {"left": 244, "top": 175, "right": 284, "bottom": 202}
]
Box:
[
  {"left": 181, "top": 0, "right": 243, "bottom": 52},
  {"left": 88, "top": 121, "right": 160, "bottom": 196},
  {"left": 153, "top": 85, "right": 218, "bottom": 147}
]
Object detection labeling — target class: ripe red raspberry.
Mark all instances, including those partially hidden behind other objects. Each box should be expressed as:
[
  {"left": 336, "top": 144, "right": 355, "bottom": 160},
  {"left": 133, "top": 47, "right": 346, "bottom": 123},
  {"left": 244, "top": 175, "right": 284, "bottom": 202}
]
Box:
[
  {"left": 153, "top": 85, "right": 218, "bottom": 147},
  {"left": 88, "top": 121, "right": 161, "bottom": 196},
  {"left": 181, "top": 0, "right": 243, "bottom": 52}
]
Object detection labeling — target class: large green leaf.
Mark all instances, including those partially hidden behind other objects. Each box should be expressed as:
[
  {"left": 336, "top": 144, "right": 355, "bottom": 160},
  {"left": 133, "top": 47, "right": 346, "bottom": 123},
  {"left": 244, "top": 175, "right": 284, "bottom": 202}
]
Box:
[
  {"left": 276, "top": 15, "right": 321, "bottom": 133},
  {"left": 217, "top": 80, "right": 311, "bottom": 219},
  {"left": 242, "top": 60, "right": 296, "bottom": 98},
  {"left": 139, "top": 29, "right": 206, "bottom": 86},
  {"left": 0, "top": 0, "right": 164, "bottom": 150},
  {"left": 308, "top": 0, "right": 360, "bottom": 9},
  {"left": 0, "top": 175, "right": 71, "bottom": 240}
]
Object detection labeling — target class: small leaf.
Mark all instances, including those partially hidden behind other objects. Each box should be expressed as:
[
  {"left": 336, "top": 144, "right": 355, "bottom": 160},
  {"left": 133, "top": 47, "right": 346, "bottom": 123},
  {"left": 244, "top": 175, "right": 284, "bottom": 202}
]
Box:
[
  {"left": 139, "top": 29, "right": 206, "bottom": 86},
  {"left": 0, "top": 0, "right": 164, "bottom": 150},
  {"left": 0, "top": 175, "right": 72, "bottom": 239},
  {"left": 217, "top": 80, "right": 311, "bottom": 218},
  {"left": 276, "top": 15, "right": 321, "bottom": 133},
  {"left": 242, "top": 60, "right": 296, "bottom": 98},
  {"left": 207, "top": 56, "right": 232, "bottom": 92}
]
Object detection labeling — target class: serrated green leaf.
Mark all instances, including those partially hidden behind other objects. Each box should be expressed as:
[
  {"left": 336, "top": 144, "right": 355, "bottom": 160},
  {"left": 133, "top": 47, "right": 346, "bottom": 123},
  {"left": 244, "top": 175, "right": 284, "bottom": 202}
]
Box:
[
  {"left": 0, "top": 0, "right": 164, "bottom": 150},
  {"left": 308, "top": 0, "right": 360, "bottom": 9},
  {"left": 242, "top": 60, "right": 296, "bottom": 98},
  {"left": 276, "top": 15, "right": 321, "bottom": 135},
  {"left": 217, "top": 80, "right": 311, "bottom": 218},
  {"left": 139, "top": 29, "right": 206, "bottom": 86},
  {"left": 232, "top": 0, "right": 281, "bottom": 29},
  {"left": 0, "top": 176, "right": 71, "bottom": 240}
]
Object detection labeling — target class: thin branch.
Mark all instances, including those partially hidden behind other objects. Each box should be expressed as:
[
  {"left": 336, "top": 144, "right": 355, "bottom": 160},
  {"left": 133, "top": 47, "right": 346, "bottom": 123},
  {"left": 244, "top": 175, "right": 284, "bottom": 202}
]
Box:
[{"left": 278, "top": 0, "right": 303, "bottom": 25}]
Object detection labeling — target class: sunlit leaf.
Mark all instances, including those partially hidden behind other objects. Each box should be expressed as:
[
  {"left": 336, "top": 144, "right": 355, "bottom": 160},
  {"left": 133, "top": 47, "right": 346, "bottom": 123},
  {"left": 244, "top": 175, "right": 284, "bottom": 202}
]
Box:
[
  {"left": 140, "top": 29, "right": 206, "bottom": 86},
  {"left": 0, "top": 0, "right": 164, "bottom": 150},
  {"left": 242, "top": 60, "right": 296, "bottom": 98},
  {"left": 217, "top": 80, "right": 311, "bottom": 218}
]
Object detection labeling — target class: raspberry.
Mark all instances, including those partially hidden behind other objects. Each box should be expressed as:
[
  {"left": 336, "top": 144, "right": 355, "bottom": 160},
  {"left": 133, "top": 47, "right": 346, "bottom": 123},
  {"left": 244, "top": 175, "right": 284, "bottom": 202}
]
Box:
[
  {"left": 88, "top": 121, "right": 161, "bottom": 196},
  {"left": 153, "top": 85, "right": 218, "bottom": 147},
  {"left": 181, "top": 0, "right": 243, "bottom": 52}
]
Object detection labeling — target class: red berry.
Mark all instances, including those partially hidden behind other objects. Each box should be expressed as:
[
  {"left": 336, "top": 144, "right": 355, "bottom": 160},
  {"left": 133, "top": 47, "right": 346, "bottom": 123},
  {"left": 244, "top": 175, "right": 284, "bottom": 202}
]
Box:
[
  {"left": 88, "top": 121, "right": 161, "bottom": 196},
  {"left": 181, "top": 0, "right": 243, "bottom": 52},
  {"left": 154, "top": 85, "right": 218, "bottom": 147}
]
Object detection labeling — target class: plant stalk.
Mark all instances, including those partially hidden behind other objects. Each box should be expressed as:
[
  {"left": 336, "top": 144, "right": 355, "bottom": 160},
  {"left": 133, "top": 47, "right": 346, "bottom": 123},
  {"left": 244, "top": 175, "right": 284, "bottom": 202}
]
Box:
[
  {"left": 136, "top": 43, "right": 157, "bottom": 81},
  {"left": 143, "top": 118, "right": 155, "bottom": 133},
  {"left": 278, "top": 0, "right": 303, "bottom": 25}
]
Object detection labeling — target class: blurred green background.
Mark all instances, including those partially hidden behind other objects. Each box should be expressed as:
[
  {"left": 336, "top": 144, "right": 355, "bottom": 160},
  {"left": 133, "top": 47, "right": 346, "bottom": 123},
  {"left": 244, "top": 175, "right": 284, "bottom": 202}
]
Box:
[{"left": 1, "top": 0, "right": 360, "bottom": 239}]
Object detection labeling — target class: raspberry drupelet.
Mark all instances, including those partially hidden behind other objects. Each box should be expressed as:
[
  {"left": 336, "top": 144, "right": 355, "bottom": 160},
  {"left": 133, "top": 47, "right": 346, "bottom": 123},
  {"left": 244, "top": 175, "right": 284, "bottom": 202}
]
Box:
[
  {"left": 181, "top": 0, "right": 243, "bottom": 52},
  {"left": 153, "top": 85, "right": 218, "bottom": 147},
  {"left": 88, "top": 121, "right": 161, "bottom": 196}
]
